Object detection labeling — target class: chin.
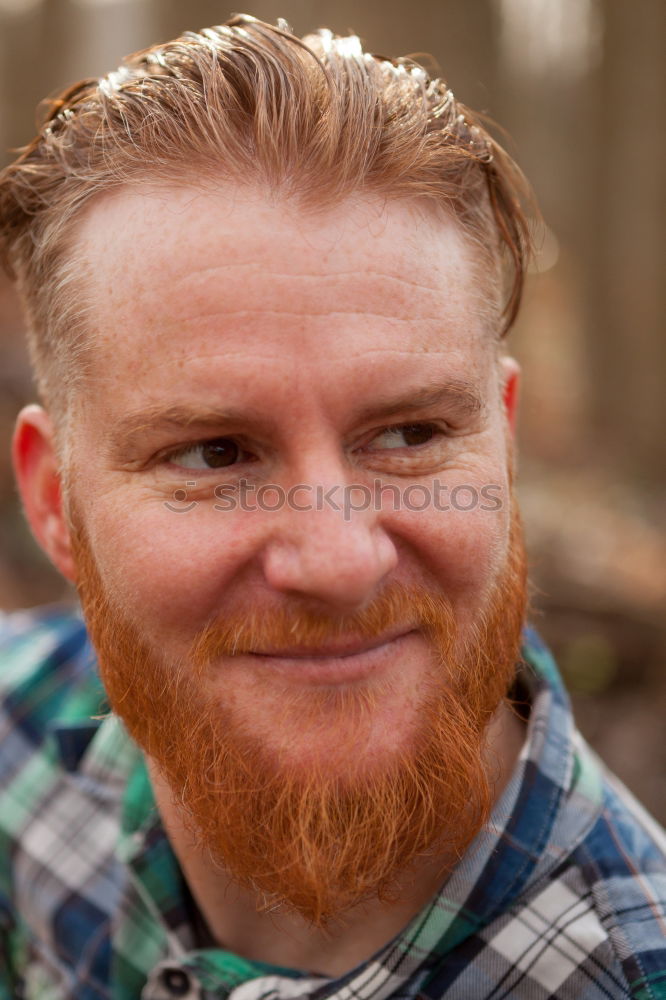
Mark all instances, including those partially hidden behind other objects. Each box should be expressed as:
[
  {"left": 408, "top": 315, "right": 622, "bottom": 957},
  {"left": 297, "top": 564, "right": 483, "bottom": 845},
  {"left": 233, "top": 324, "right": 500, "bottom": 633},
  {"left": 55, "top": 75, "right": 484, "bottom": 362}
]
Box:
[{"left": 200, "top": 634, "right": 440, "bottom": 777}]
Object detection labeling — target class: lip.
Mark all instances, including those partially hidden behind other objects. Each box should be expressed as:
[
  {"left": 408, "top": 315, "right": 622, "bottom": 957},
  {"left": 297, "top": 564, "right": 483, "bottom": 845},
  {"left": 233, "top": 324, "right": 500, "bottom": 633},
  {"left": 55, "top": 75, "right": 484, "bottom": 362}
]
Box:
[
  {"left": 248, "top": 627, "right": 419, "bottom": 685},
  {"left": 251, "top": 625, "right": 414, "bottom": 659}
]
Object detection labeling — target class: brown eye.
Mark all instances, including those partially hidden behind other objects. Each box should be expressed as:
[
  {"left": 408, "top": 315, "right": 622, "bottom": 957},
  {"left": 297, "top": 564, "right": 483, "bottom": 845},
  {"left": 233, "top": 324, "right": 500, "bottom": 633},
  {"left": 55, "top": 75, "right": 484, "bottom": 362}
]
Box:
[
  {"left": 200, "top": 439, "right": 240, "bottom": 467},
  {"left": 399, "top": 424, "right": 436, "bottom": 446},
  {"left": 171, "top": 438, "right": 244, "bottom": 470},
  {"left": 368, "top": 423, "right": 440, "bottom": 452}
]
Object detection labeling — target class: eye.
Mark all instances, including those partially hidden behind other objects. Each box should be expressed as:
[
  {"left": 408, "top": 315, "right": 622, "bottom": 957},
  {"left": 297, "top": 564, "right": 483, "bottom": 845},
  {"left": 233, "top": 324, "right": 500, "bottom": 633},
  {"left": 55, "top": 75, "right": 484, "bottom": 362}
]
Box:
[
  {"left": 166, "top": 437, "right": 248, "bottom": 470},
  {"left": 369, "top": 423, "right": 440, "bottom": 451}
]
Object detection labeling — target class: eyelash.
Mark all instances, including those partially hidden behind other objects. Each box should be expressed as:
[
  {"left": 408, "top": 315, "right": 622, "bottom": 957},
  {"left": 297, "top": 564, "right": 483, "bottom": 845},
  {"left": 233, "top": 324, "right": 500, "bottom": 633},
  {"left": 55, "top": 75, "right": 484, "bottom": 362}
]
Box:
[
  {"left": 160, "top": 438, "right": 254, "bottom": 470},
  {"left": 363, "top": 422, "right": 445, "bottom": 450},
  {"left": 159, "top": 421, "right": 448, "bottom": 471}
]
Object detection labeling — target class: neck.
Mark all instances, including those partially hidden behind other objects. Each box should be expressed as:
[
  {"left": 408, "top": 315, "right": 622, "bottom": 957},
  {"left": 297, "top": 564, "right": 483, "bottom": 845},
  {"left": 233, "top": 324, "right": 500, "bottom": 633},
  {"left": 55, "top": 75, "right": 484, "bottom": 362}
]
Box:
[{"left": 147, "top": 700, "right": 525, "bottom": 977}]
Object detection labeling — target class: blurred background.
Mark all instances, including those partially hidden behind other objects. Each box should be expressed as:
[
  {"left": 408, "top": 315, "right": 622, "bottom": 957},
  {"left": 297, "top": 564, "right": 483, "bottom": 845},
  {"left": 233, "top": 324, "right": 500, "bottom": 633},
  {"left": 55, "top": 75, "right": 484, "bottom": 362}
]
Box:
[{"left": 0, "top": 0, "right": 664, "bottom": 819}]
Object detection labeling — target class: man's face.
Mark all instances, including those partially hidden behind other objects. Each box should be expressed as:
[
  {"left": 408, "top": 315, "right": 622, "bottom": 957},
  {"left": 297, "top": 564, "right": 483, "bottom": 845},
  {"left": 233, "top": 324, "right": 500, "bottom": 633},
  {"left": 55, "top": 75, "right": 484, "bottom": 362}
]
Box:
[{"left": 59, "top": 183, "right": 525, "bottom": 921}]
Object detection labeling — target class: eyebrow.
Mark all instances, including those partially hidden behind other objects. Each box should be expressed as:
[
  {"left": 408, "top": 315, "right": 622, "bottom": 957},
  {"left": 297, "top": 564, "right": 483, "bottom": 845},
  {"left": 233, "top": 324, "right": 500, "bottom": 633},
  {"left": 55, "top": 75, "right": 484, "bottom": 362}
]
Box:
[
  {"left": 353, "top": 377, "right": 485, "bottom": 425},
  {"left": 109, "top": 404, "right": 264, "bottom": 461},
  {"left": 109, "top": 377, "right": 484, "bottom": 459}
]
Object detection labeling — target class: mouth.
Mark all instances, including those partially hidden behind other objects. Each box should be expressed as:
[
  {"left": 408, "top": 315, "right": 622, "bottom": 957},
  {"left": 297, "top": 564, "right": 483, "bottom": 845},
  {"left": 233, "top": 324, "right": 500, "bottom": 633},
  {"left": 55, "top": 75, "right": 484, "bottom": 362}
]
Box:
[
  {"left": 252, "top": 625, "right": 414, "bottom": 659},
  {"left": 248, "top": 627, "right": 420, "bottom": 685}
]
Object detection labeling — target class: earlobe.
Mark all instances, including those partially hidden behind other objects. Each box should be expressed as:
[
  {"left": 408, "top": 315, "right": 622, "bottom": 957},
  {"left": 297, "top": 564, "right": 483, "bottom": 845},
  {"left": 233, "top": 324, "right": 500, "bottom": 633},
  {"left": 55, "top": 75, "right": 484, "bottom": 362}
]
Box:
[
  {"left": 12, "top": 405, "right": 77, "bottom": 582},
  {"left": 499, "top": 356, "right": 520, "bottom": 437}
]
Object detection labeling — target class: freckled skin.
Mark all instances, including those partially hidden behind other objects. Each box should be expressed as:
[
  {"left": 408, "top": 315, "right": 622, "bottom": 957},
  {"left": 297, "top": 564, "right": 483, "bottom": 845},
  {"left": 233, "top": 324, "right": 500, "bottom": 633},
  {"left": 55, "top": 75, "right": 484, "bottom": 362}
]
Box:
[{"left": 63, "top": 182, "right": 516, "bottom": 767}]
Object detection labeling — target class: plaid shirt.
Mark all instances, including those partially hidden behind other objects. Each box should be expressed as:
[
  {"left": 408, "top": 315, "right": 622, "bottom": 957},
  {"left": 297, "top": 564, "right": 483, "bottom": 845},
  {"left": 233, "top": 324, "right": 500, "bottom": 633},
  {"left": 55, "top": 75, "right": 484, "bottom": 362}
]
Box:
[{"left": 0, "top": 606, "right": 665, "bottom": 1000}]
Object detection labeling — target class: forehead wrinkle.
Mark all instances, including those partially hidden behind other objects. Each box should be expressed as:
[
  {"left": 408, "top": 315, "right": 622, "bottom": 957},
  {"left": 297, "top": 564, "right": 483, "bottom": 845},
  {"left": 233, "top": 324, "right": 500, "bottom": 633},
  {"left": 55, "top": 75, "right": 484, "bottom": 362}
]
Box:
[
  {"left": 153, "top": 269, "right": 459, "bottom": 328},
  {"left": 77, "top": 187, "right": 492, "bottom": 357},
  {"left": 169, "top": 309, "right": 446, "bottom": 328},
  {"left": 74, "top": 186, "right": 495, "bottom": 406},
  {"left": 114, "top": 345, "right": 487, "bottom": 382},
  {"left": 170, "top": 264, "right": 448, "bottom": 296}
]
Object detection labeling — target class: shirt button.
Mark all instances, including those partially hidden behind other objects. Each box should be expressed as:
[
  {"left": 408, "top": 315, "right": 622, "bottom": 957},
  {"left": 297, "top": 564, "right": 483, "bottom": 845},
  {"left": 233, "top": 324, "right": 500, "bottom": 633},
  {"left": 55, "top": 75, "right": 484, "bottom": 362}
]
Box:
[
  {"left": 160, "top": 966, "right": 192, "bottom": 996},
  {"left": 142, "top": 960, "right": 204, "bottom": 1000}
]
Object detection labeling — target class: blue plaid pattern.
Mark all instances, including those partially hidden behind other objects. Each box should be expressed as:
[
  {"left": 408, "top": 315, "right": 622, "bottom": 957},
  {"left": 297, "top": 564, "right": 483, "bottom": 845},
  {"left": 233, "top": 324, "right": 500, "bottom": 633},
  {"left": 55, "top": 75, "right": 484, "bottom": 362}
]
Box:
[{"left": 1, "top": 606, "right": 665, "bottom": 999}]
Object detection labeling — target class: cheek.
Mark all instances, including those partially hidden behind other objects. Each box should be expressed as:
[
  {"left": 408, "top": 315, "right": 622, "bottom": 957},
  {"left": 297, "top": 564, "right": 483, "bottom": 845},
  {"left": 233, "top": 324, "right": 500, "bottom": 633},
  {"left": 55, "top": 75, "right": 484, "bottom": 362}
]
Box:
[
  {"left": 385, "top": 484, "right": 510, "bottom": 597},
  {"left": 77, "top": 495, "right": 266, "bottom": 640}
]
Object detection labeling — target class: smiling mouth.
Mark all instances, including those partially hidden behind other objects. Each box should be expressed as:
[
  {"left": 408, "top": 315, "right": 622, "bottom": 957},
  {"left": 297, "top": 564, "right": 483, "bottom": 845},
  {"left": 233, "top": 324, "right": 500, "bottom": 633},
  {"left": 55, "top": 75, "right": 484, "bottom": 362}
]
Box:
[
  {"left": 251, "top": 626, "right": 414, "bottom": 659},
  {"left": 247, "top": 628, "right": 419, "bottom": 685}
]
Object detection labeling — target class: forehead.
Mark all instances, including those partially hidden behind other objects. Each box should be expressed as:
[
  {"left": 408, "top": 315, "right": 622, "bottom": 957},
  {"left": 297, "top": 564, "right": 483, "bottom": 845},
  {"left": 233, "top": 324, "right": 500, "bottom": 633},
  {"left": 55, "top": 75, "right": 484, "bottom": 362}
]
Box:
[{"left": 72, "top": 182, "right": 493, "bottom": 417}]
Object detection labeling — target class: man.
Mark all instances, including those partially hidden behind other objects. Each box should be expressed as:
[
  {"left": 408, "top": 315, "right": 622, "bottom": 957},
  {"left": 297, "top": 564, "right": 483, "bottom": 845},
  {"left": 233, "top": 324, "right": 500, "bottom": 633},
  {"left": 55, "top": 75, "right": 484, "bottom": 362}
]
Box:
[{"left": 0, "top": 13, "right": 664, "bottom": 1000}]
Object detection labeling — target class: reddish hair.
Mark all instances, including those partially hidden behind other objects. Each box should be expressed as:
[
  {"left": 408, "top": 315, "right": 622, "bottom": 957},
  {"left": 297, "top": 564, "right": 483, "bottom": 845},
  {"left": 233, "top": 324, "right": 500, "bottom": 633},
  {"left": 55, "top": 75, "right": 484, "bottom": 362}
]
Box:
[{"left": 0, "top": 14, "right": 533, "bottom": 419}]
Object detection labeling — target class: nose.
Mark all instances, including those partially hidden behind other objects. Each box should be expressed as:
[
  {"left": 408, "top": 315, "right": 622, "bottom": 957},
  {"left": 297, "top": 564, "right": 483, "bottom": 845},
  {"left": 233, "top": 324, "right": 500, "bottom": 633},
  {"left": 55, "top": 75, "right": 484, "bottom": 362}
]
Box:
[{"left": 260, "top": 478, "right": 398, "bottom": 611}]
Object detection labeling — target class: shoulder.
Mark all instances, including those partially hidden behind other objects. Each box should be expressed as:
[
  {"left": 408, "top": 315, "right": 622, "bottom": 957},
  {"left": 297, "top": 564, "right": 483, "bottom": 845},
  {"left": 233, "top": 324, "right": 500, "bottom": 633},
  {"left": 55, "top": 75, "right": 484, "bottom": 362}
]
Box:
[
  {"left": 0, "top": 603, "right": 104, "bottom": 792},
  {"left": 568, "top": 749, "right": 666, "bottom": 999},
  {"left": 482, "top": 631, "right": 666, "bottom": 999},
  {"left": 0, "top": 608, "right": 130, "bottom": 995},
  {"left": 513, "top": 734, "right": 666, "bottom": 1000},
  {"left": 475, "top": 755, "right": 666, "bottom": 1000},
  {"left": 0, "top": 603, "right": 96, "bottom": 698}
]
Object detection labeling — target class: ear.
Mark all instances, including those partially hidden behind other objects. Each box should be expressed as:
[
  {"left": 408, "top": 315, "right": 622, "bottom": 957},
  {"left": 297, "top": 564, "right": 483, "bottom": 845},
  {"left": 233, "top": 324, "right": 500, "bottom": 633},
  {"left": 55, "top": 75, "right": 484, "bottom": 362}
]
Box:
[
  {"left": 12, "top": 405, "right": 77, "bottom": 582},
  {"left": 499, "top": 356, "right": 520, "bottom": 437}
]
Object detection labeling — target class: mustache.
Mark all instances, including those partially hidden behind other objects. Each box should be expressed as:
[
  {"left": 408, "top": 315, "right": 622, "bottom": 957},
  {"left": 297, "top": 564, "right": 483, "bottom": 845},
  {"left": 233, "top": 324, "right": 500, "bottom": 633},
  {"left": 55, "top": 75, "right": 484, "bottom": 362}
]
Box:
[{"left": 191, "top": 583, "right": 457, "bottom": 666}]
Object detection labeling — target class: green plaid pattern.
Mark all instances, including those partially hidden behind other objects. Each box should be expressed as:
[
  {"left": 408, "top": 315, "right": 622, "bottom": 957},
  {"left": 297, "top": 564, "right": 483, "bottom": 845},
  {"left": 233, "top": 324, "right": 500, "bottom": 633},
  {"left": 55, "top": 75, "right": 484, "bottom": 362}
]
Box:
[{"left": 1, "top": 606, "right": 665, "bottom": 999}]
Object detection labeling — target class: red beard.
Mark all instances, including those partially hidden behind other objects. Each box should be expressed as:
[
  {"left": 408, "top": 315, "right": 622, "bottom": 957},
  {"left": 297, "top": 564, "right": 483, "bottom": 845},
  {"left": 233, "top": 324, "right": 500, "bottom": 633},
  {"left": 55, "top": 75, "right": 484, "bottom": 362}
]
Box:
[{"left": 72, "top": 505, "right": 527, "bottom": 926}]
